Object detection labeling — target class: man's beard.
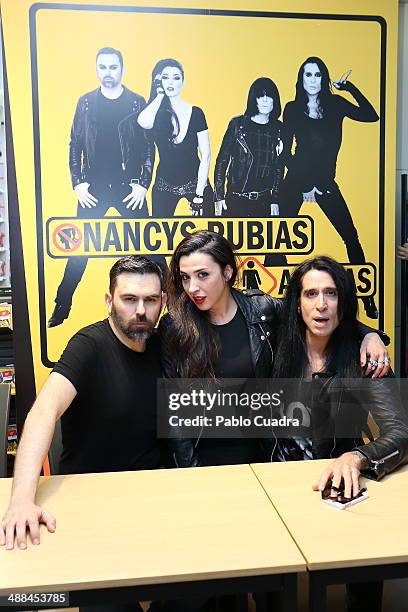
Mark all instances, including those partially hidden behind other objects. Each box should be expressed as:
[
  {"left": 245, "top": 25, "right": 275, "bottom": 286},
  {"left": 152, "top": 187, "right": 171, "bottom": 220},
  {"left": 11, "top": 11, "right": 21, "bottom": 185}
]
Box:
[
  {"left": 110, "top": 305, "right": 154, "bottom": 343},
  {"left": 103, "top": 77, "right": 117, "bottom": 87}
]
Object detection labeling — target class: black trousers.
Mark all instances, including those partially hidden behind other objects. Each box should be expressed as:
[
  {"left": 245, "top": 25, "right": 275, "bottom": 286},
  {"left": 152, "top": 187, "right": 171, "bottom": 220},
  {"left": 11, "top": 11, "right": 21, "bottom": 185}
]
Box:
[
  {"left": 55, "top": 182, "right": 148, "bottom": 308},
  {"left": 152, "top": 183, "right": 214, "bottom": 218},
  {"left": 225, "top": 192, "right": 287, "bottom": 267},
  {"left": 279, "top": 175, "right": 366, "bottom": 265}
]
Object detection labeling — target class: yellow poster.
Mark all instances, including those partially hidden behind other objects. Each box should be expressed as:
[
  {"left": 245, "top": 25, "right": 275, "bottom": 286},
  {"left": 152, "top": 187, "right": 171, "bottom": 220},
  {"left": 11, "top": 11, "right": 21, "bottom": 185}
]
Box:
[{"left": 1, "top": 0, "right": 398, "bottom": 388}]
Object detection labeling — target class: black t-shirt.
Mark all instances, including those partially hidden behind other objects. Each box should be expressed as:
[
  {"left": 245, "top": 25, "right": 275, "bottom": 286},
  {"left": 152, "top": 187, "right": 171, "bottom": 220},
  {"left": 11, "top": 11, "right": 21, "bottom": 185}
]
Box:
[
  {"left": 53, "top": 320, "right": 162, "bottom": 474},
  {"left": 198, "top": 309, "right": 260, "bottom": 467},
  {"left": 155, "top": 106, "right": 208, "bottom": 185},
  {"left": 92, "top": 89, "right": 130, "bottom": 183},
  {"left": 212, "top": 308, "right": 254, "bottom": 378},
  {"left": 284, "top": 97, "right": 352, "bottom": 189}
]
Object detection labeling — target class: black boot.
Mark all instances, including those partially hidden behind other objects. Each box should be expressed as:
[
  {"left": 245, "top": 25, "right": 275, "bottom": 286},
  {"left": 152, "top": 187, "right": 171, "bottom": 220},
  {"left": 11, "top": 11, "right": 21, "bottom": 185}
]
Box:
[
  {"left": 361, "top": 296, "right": 379, "bottom": 319},
  {"left": 48, "top": 303, "right": 71, "bottom": 328}
]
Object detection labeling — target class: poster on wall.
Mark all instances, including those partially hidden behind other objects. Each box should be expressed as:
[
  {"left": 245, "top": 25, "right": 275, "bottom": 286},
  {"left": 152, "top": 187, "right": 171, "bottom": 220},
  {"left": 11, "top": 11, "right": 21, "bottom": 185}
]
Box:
[{"left": 1, "top": 0, "right": 398, "bottom": 391}]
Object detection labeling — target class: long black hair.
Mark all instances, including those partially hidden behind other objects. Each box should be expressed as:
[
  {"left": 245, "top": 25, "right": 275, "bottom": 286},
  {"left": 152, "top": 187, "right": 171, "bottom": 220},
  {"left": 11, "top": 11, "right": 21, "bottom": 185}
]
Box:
[
  {"left": 149, "top": 58, "right": 184, "bottom": 143},
  {"left": 294, "top": 56, "right": 333, "bottom": 116},
  {"left": 273, "top": 256, "right": 361, "bottom": 378},
  {"left": 166, "top": 231, "right": 239, "bottom": 378},
  {"left": 244, "top": 77, "right": 281, "bottom": 120}
]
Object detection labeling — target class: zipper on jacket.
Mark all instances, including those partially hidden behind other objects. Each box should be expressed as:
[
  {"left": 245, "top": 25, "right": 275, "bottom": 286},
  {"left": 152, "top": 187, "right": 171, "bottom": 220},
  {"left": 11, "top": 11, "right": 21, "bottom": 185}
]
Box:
[
  {"left": 369, "top": 449, "right": 399, "bottom": 466},
  {"left": 237, "top": 126, "right": 253, "bottom": 191},
  {"left": 117, "top": 109, "right": 138, "bottom": 171}
]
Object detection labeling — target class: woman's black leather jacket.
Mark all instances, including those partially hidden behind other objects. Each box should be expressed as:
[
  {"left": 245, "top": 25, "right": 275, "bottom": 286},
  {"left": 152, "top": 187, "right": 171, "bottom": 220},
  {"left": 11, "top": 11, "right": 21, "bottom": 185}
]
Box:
[
  {"left": 214, "top": 115, "right": 284, "bottom": 201},
  {"left": 158, "top": 288, "right": 281, "bottom": 467}
]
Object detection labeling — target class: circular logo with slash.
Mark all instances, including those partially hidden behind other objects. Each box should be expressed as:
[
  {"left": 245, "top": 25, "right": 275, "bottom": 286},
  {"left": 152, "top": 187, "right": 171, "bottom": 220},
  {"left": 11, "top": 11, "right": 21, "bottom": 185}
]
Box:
[{"left": 52, "top": 223, "right": 83, "bottom": 253}]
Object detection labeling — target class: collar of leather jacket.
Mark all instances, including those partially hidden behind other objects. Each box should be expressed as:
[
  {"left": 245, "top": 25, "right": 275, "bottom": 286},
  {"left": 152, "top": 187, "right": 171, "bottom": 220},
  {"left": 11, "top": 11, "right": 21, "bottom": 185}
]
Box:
[{"left": 231, "top": 287, "right": 275, "bottom": 325}]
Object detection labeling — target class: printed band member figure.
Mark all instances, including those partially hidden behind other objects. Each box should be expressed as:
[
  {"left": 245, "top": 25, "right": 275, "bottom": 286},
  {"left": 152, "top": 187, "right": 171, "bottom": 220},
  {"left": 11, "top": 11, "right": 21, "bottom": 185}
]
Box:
[
  {"left": 48, "top": 47, "right": 154, "bottom": 328},
  {"left": 137, "top": 58, "right": 213, "bottom": 218},
  {"left": 280, "top": 56, "right": 379, "bottom": 318},
  {"left": 214, "top": 77, "right": 284, "bottom": 220}
]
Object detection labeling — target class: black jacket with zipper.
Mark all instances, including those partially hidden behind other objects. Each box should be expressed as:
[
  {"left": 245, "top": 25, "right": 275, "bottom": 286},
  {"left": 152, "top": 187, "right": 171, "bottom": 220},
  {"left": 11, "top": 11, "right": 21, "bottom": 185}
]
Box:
[
  {"left": 69, "top": 86, "right": 154, "bottom": 189},
  {"left": 214, "top": 115, "right": 284, "bottom": 201},
  {"left": 303, "top": 371, "right": 408, "bottom": 480},
  {"left": 158, "top": 288, "right": 281, "bottom": 467}
]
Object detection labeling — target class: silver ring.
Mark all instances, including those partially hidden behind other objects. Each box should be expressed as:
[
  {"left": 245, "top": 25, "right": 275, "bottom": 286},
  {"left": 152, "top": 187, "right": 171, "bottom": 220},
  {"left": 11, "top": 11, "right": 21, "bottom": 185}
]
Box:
[
  {"left": 369, "top": 360, "right": 378, "bottom": 367},
  {"left": 384, "top": 357, "right": 391, "bottom": 365},
  {"left": 377, "top": 359, "right": 385, "bottom": 364}
]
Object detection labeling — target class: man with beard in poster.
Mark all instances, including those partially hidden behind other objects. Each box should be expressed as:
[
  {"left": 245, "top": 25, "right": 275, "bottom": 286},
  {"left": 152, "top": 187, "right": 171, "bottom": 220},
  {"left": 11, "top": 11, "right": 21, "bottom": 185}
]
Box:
[
  {"left": 1, "top": 256, "right": 166, "bottom": 562},
  {"left": 48, "top": 47, "right": 154, "bottom": 327}
]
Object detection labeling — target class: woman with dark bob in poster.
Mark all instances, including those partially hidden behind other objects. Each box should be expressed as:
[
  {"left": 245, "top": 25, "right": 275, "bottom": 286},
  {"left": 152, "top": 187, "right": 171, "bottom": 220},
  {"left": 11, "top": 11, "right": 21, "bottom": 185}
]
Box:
[
  {"left": 138, "top": 58, "right": 213, "bottom": 217},
  {"left": 281, "top": 56, "right": 379, "bottom": 318},
  {"left": 214, "top": 77, "right": 284, "bottom": 219},
  {"left": 273, "top": 255, "right": 408, "bottom": 612}
]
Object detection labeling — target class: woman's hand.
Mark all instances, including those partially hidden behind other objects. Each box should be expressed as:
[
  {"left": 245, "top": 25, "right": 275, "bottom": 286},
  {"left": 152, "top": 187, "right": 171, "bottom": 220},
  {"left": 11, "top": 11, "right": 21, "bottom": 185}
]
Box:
[
  {"left": 190, "top": 195, "right": 204, "bottom": 217},
  {"left": 332, "top": 69, "right": 352, "bottom": 91},
  {"left": 313, "top": 451, "right": 363, "bottom": 499},
  {"left": 397, "top": 242, "right": 408, "bottom": 261},
  {"left": 302, "top": 186, "right": 323, "bottom": 202},
  {"left": 360, "top": 332, "right": 390, "bottom": 378},
  {"left": 215, "top": 200, "right": 227, "bottom": 216},
  {"left": 154, "top": 75, "right": 164, "bottom": 96}
]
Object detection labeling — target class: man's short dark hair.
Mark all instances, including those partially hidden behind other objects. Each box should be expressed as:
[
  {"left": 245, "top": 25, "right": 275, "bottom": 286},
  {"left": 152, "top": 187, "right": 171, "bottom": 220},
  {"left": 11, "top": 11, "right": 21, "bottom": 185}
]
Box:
[
  {"left": 96, "top": 47, "right": 124, "bottom": 70},
  {"left": 109, "top": 256, "right": 165, "bottom": 294}
]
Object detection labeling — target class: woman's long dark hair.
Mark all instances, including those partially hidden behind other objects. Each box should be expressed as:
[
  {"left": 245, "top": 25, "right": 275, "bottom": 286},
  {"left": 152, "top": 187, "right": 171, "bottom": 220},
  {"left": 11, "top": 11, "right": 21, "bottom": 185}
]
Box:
[
  {"left": 273, "top": 256, "right": 361, "bottom": 379},
  {"left": 166, "top": 231, "right": 239, "bottom": 378},
  {"left": 149, "top": 58, "right": 184, "bottom": 143},
  {"left": 294, "top": 56, "right": 333, "bottom": 116},
  {"left": 244, "top": 77, "right": 281, "bottom": 120}
]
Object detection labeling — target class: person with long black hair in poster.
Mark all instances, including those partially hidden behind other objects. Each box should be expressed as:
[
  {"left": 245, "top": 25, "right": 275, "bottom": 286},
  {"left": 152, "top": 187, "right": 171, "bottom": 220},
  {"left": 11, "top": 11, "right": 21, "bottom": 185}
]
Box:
[
  {"left": 137, "top": 59, "right": 213, "bottom": 217},
  {"left": 281, "top": 57, "right": 379, "bottom": 319},
  {"left": 214, "top": 77, "right": 284, "bottom": 220}
]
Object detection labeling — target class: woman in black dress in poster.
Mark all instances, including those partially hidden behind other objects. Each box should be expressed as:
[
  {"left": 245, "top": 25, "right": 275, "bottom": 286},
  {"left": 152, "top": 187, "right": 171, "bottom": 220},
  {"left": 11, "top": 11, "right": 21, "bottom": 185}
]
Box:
[
  {"left": 138, "top": 58, "right": 213, "bottom": 217},
  {"left": 281, "top": 56, "right": 379, "bottom": 318}
]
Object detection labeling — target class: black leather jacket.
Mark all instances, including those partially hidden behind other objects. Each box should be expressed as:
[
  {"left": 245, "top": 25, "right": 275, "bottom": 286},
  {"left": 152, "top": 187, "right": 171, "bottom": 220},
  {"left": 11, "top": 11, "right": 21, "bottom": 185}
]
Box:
[
  {"left": 214, "top": 115, "right": 284, "bottom": 201},
  {"left": 159, "top": 288, "right": 281, "bottom": 467},
  {"left": 159, "top": 290, "right": 393, "bottom": 470},
  {"left": 160, "top": 288, "right": 281, "bottom": 378},
  {"left": 301, "top": 372, "right": 408, "bottom": 480},
  {"left": 69, "top": 86, "right": 154, "bottom": 189}
]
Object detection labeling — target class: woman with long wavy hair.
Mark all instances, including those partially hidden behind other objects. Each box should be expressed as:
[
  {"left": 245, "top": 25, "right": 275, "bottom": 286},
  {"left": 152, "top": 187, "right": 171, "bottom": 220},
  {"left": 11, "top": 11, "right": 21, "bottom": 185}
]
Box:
[
  {"left": 138, "top": 58, "right": 213, "bottom": 217},
  {"left": 160, "top": 231, "right": 389, "bottom": 468},
  {"left": 281, "top": 56, "right": 379, "bottom": 319}
]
